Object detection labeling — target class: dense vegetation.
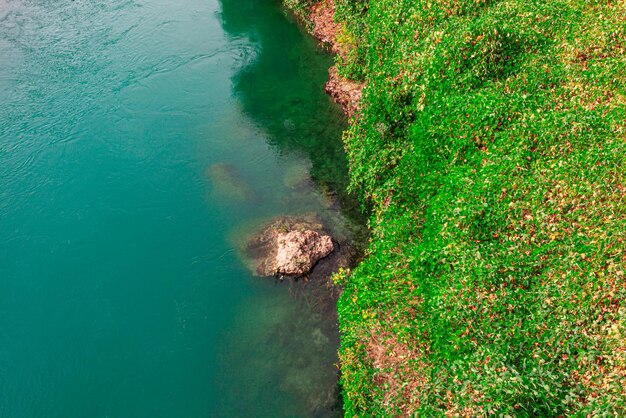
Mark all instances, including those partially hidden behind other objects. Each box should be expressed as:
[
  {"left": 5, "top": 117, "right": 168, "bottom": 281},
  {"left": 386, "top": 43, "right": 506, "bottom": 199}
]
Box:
[{"left": 286, "top": 0, "right": 626, "bottom": 415}]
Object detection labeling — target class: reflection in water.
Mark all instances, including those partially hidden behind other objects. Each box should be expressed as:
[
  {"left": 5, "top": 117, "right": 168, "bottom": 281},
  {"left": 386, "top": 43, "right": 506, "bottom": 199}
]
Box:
[{"left": 219, "top": 0, "right": 354, "bottom": 210}]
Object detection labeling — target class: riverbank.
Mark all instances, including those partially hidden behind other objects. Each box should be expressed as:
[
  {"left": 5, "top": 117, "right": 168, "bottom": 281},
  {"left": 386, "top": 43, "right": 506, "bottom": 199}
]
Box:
[{"left": 284, "top": 0, "right": 626, "bottom": 415}]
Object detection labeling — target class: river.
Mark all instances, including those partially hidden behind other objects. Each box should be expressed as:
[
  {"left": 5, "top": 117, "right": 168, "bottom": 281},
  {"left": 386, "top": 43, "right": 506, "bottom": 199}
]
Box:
[{"left": 0, "top": 0, "right": 357, "bottom": 416}]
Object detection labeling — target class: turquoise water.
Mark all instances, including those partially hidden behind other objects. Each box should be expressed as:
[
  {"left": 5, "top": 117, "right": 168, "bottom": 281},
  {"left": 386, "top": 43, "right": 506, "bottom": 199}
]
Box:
[{"left": 0, "top": 0, "right": 355, "bottom": 416}]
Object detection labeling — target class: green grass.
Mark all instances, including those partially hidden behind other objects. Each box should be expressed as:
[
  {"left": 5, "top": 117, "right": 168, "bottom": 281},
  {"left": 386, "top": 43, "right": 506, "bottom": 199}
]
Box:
[{"left": 285, "top": 0, "right": 626, "bottom": 415}]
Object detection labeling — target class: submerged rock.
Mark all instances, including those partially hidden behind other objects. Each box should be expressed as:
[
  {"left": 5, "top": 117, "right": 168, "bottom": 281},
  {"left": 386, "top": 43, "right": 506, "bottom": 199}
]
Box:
[
  {"left": 282, "top": 162, "right": 313, "bottom": 191},
  {"left": 205, "top": 162, "right": 255, "bottom": 202}
]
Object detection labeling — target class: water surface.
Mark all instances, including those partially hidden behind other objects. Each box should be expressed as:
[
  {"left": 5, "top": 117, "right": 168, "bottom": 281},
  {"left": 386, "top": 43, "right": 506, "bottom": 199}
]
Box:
[{"left": 0, "top": 0, "right": 354, "bottom": 416}]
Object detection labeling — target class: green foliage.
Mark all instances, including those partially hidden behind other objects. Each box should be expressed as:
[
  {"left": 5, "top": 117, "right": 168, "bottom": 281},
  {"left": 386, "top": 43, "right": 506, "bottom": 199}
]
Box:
[
  {"left": 334, "top": 0, "right": 369, "bottom": 80},
  {"left": 328, "top": 0, "right": 626, "bottom": 415},
  {"left": 282, "top": 0, "right": 317, "bottom": 28}
]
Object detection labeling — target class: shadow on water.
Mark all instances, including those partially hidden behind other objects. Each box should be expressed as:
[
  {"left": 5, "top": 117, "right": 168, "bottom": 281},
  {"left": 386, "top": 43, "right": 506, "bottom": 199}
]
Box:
[{"left": 218, "top": 0, "right": 361, "bottom": 218}]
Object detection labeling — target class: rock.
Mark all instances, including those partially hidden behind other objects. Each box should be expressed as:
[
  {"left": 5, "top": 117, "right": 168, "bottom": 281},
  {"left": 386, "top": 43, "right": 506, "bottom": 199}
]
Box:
[
  {"left": 273, "top": 230, "right": 334, "bottom": 276},
  {"left": 311, "top": 0, "right": 341, "bottom": 54},
  {"left": 310, "top": 0, "right": 363, "bottom": 118},
  {"left": 241, "top": 214, "right": 337, "bottom": 278},
  {"left": 325, "top": 66, "right": 362, "bottom": 118}
]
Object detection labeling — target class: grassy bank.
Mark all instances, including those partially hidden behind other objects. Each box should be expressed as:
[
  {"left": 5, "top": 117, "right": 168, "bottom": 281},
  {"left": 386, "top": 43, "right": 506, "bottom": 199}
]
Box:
[{"left": 286, "top": 0, "right": 626, "bottom": 415}]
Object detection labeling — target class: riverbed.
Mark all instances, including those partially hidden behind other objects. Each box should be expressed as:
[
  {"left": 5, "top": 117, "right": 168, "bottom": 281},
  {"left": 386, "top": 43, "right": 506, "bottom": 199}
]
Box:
[{"left": 0, "top": 0, "right": 357, "bottom": 416}]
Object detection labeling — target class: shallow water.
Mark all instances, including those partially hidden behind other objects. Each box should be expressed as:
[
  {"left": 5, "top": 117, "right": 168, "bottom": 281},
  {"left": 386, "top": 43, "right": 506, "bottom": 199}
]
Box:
[{"left": 0, "top": 0, "right": 356, "bottom": 416}]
